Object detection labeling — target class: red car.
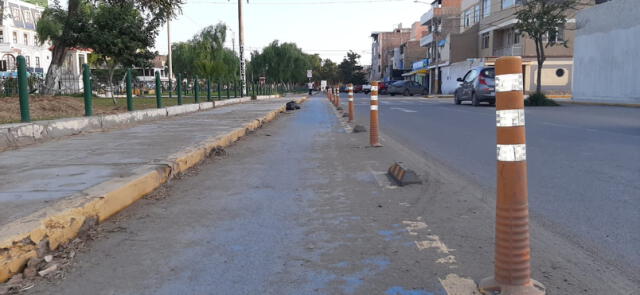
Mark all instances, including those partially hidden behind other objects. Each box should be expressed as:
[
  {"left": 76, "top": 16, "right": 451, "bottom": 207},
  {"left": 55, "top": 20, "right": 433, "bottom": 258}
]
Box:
[{"left": 354, "top": 85, "right": 363, "bottom": 93}]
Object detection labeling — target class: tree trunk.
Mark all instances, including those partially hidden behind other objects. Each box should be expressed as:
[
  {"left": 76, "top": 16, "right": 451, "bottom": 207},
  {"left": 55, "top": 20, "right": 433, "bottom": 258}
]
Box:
[
  {"left": 108, "top": 64, "right": 117, "bottom": 104},
  {"left": 536, "top": 38, "right": 546, "bottom": 95},
  {"left": 42, "top": 46, "right": 68, "bottom": 95}
]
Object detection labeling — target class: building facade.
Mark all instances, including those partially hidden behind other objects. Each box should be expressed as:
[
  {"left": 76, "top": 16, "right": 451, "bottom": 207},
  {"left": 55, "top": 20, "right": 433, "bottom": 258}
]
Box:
[
  {"left": 573, "top": 0, "right": 639, "bottom": 104},
  {"left": 370, "top": 25, "right": 411, "bottom": 82},
  {"left": 0, "top": 0, "right": 50, "bottom": 77}
]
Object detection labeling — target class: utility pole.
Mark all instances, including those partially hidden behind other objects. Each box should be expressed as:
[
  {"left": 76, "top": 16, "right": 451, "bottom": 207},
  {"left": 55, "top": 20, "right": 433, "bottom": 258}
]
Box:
[
  {"left": 238, "top": 0, "right": 247, "bottom": 97},
  {"left": 167, "top": 20, "right": 173, "bottom": 85}
]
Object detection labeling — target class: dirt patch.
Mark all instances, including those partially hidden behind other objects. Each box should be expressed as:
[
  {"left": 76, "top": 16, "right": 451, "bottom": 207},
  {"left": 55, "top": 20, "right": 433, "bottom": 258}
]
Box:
[{"left": 0, "top": 96, "right": 125, "bottom": 124}]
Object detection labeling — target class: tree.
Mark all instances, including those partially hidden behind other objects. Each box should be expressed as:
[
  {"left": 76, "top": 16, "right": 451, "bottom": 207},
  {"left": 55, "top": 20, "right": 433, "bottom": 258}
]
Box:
[
  {"left": 338, "top": 51, "right": 366, "bottom": 85},
  {"left": 90, "top": 2, "right": 157, "bottom": 101},
  {"left": 36, "top": 0, "right": 181, "bottom": 95},
  {"left": 317, "top": 59, "right": 339, "bottom": 84},
  {"left": 248, "top": 41, "right": 312, "bottom": 84},
  {"left": 514, "top": 0, "right": 581, "bottom": 94},
  {"left": 171, "top": 23, "right": 239, "bottom": 83}
]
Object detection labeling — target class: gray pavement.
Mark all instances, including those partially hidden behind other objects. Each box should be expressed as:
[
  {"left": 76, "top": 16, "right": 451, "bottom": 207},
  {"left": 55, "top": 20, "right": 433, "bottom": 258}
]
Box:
[
  {"left": 25, "top": 95, "right": 638, "bottom": 294},
  {"left": 350, "top": 94, "right": 640, "bottom": 276},
  {"left": 0, "top": 99, "right": 294, "bottom": 228}
]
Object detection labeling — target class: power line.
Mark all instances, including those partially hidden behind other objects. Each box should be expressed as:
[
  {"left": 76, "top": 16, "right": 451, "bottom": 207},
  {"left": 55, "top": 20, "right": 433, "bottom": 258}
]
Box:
[{"left": 191, "top": 0, "right": 409, "bottom": 5}]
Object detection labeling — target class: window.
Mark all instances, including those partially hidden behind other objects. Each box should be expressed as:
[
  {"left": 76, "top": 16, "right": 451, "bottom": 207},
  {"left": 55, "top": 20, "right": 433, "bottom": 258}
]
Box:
[
  {"left": 464, "top": 70, "right": 480, "bottom": 82},
  {"left": 483, "top": 0, "right": 491, "bottom": 18},
  {"left": 25, "top": 56, "right": 30, "bottom": 67},
  {"left": 0, "top": 30, "right": 3, "bottom": 43},
  {"left": 464, "top": 9, "right": 472, "bottom": 27},
  {"left": 35, "top": 57, "right": 40, "bottom": 68},
  {"left": 481, "top": 32, "right": 490, "bottom": 49},
  {"left": 502, "top": 0, "right": 521, "bottom": 9},
  {"left": 513, "top": 29, "right": 520, "bottom": 44},
  {"left": 547, "top": 26, "right": 565, "bottom": 43},
  {"left": 474, "top": 5, "right": 481, "bottom": 23},
  {"left": 12, "top": 32, "right": 17, "bottom": 43},
  {"left": 34, "top": 35, "right": 38, "bottom": 45},
  {"left": 23, "top": 33, "right": 28, "bottom": 45}
]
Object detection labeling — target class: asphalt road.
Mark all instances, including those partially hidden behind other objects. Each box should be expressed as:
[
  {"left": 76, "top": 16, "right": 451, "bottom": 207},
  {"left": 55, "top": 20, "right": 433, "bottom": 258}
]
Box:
[{"left": 349, "top": 93, "right": 640, "bottom": 275}]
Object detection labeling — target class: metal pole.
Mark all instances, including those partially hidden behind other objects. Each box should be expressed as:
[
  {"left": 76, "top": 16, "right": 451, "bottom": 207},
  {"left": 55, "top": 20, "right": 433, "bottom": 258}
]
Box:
[
  {"left": 234, "top": 80, "right": 238, "bottom": 98},
  {"left": 217, "top": 80, "right": 222, "bottom": 100},
  {"left": 167, "top": 20, "right": 173, "bottom": 91},
  {"left": 82, "top": 63, "right": 93, "bottom": 116},
  {"left": 226, "top": 82, "right": 230, "bottom": 99},
  {"left": 479, "top": 56, "right": 544, "bottom": 295},
  {"left": 17, "top": 56, "right": 30, "bottom": 122},
  {"left": 348, "top": 83, "right": 354, "bottom": 122},
  {"left": 370, "top": 81, "right": 381, "bottom": 147},
  {"left": 238, "top": 0, "right": 247, "bottom": 97},
  {"left": 155, "top": 71, "right": 163, "bottom": 108},
  {"left": 177, "top": 73, "right": 183, "bottom": 105},
  {"left": 126, "top": 68, "right": 133, "bottom": 111},
  {"left": 194, "top": 76, "right": 200, "bottom": 103},
  {"left": 207, "top": 79, "right": 212, "bottom": 102}
]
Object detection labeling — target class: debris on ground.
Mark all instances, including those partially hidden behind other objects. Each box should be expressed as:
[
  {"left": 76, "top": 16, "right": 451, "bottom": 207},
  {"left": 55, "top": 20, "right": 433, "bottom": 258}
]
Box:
[
  {"left": 286, "top": 101, "right": 301, "bottom": 111},
  {"left": 353, "top": 125, "right": 367, "bottom": 133}
]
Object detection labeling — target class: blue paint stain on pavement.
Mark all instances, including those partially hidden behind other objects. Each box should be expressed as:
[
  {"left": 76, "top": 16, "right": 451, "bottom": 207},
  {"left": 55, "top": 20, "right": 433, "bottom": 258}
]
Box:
[
  {"left": 363, "top": 257, "right": 390, "bottom": 268},
  {"left": 385, "top": 286, "right": 435, "bottom": 295},
  {"left": 378, "top": 229, "right": 403, "bottom": 241}
]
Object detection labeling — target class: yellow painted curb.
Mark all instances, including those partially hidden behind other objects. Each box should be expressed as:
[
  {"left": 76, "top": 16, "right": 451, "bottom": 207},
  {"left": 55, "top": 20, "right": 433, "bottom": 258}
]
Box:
[{"left": 0, "top": 97, "right": 307, "bottom": 282}]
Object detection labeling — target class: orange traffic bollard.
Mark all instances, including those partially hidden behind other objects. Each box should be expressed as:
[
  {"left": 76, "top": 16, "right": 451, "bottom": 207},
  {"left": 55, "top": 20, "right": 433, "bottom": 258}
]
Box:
[
  {"left": 334, "top": 87, "right": 340, "bottom": 108},
  {"left": 479, "top": 56, "right": 545, "bottom": 295},
  {"left": 347, "top": 83, "right": 354, "bottom": 122},
  {"left": 369, "top": 81, "right": 382, "bottom": 147}
]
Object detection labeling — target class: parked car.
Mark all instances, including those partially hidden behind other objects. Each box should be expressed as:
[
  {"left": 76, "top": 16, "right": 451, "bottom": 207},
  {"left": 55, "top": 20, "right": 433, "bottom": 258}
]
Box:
[
  {"left": 379, "top": 80, "right": 399, "bottom": 94},
  {"left": 362, "top": 84, "right": 372, "bottom": 94},
  {"left": 454, "top": 66, "right": 496, "bottom": 106},
  {"left": 387, "top": 80, "right": 425, "bottom": 96},
  {"left": 354, "top": 84, "right": 363, "bottom": 93}
]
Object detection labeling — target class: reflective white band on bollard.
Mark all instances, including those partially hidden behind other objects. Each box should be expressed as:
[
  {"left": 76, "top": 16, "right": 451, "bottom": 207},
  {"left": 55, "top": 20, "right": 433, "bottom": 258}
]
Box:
[
  {"left": 496, "top": 109, "right": 525, "bottom": 127},
  {"left": 370, "top": 95, "right": 378, "bottom": 101},
  {"left": 349, "top": 98, "right": 354, "bottom": 101},
  {"left": 371, "top": 105, "right": 378, "bottom": 111},
  {"left": 495, "top": 73, "right": 523, "bottom": 93},
  {"left": 371, "top": 86, "right": 378, "bottom": 91},
  {"left": 496, "top": 144, "right": 527, "bottom": 162}
]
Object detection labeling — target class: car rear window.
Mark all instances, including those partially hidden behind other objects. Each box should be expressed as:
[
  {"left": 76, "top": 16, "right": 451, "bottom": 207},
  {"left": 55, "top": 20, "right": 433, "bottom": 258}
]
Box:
[
  {"left": 392, "top": 81, "right": 405, "bottom": 86},
  {"left": 481, "top": 68, "right": 495, "bottom": 78}
]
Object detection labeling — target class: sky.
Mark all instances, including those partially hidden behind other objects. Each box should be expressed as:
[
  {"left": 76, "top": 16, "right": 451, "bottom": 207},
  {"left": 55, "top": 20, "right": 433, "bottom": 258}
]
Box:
[{"left": 153, "top": 0, "right": 431, "bottom": 65}]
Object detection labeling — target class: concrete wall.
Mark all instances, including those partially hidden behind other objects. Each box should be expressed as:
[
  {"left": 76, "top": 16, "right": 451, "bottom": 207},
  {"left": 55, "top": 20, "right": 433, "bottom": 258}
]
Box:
[
  {"left": 441, "top": 59, "right": 485, "bottom": 94},
  {"left": 573, "top": 0, "right": 640, "bottom": 104}
]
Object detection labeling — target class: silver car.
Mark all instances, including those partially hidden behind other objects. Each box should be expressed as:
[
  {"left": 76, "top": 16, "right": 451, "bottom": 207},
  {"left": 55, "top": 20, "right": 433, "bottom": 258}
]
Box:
[{"left": 454, "top": 67, "right": 496, "bottom": 106}]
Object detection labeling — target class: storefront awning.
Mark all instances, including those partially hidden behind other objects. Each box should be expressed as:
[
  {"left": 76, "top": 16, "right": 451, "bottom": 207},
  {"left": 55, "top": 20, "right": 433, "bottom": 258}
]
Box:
[{"left": 402, "top": 69, "right": 428, "bottom": 76}]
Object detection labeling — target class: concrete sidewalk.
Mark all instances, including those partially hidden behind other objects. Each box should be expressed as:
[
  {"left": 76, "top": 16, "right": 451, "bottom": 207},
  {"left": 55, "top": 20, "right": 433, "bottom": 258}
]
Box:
[{"left": 0, "top": 96, "right": 305, "bottom": 282}]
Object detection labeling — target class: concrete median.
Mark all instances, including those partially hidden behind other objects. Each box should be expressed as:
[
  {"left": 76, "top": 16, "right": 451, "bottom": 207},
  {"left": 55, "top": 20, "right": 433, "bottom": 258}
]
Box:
[{"left": 0, "top": 96, "right": 307, "bottom": 283}]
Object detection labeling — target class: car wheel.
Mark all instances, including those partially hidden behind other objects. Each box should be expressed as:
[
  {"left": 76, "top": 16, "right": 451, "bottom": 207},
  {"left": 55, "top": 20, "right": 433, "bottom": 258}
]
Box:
[
  {"left": 403, "top": 89, "right": 410, "bottom": 96},
  {"left": 454, "top": 93, "right": 461, "bottom": 105},
  {"left": 472, "top": 93, "right": 480, "bottom": 106}
]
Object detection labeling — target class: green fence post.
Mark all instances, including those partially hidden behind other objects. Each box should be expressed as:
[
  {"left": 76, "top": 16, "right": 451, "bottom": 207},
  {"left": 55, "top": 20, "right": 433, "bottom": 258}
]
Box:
[
  {"left": 126, "top": 68, "right": 133, "bottom": 111},
  {"left": 207, "top": 79, "right": 212, "bottom": 102},
  {"left": 168, "top": 78, "right": 172, "bottom": 99},
  {"left": 177, "top": 73, "right": 183, "bottom": 105},
  {"left": 194, "top": 76, "right": 200, "bottom": 103},
  {"left": 155, "top": 71, "right": 163, "bottom": 108},
  {"left": 232, "top": 80, "right": 236, "bottom": 98},
  {"left": 17, "top": 56, "right": 30, "bottom": 122},
  {"left": 226, "top": 82, "right": 230, "bottom": 99},
  {"left": 82, "top": 63, "right": 93, "bottom": 116},
  {"left": 217, "top": 80, "right": 222, "bottom": 100}
]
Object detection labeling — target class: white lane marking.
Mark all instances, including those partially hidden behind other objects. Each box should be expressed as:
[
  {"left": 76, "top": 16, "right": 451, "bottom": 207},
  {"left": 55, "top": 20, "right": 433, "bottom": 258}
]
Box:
[
  {"left": 495, "top": 73, "right": 523, "bottom": 92},
  {"left": 436, "top": 255, "right": 457, "bottom": 264},
  {"left": 496, "top": 109, "right": 525, "bottom": 127},
  {"left": 402, "top": 220, "right": 428, "bottom": 236},
  {"left": 438, "top": 274, "right": 481, "bottom": 295},
  {"left": 415, "top": 235, "right": 455, "bottom": 254},
  {"left": 390, "top": 107, "right": 417, "bottom": 113},
  {"left": 497, "top": 144, "right": 527, "bottom": 162}
]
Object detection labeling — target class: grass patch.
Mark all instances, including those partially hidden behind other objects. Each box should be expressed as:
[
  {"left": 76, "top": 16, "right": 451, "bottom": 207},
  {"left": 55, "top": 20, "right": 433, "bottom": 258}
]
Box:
[{"left": 525, "top": 93, "right": 560, "bottom": 106}]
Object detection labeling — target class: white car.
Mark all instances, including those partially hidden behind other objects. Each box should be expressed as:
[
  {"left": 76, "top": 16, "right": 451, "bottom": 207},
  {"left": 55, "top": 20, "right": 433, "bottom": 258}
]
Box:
[{"left": 362, "top": 84, "right": 372, "bottom": 94}]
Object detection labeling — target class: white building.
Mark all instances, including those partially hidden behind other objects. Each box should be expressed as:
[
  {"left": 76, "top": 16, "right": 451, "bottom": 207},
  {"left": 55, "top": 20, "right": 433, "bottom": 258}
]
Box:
[{"left": 0, "top": 0, "right": 51, "bottom": 77}]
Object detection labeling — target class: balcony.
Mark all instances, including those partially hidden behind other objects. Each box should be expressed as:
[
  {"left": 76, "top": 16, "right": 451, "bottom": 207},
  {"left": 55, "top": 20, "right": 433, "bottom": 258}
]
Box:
[
  {"left": 420, "top": 7, "right": 461, "bottom": 25},
  {"left": 420, "top": 33, "right": 434, "bottom": 47},
  {"left": 493, "top": 46, "right": 523, "bottom": 57}
]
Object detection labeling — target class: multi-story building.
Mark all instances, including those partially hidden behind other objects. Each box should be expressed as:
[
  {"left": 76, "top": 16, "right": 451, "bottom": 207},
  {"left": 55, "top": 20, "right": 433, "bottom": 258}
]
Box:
[
  {"left": 370, "top": 25, "right": 411, "bottom": 82},
  {"left": 420, "top": 0, "right": 464, "bottom": 94},
  {"left": 477, "top": 0, "right": 594, "bottom": 95},
  {"left": 0, "top": 0, "right": 50, "bottom": 76}
]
